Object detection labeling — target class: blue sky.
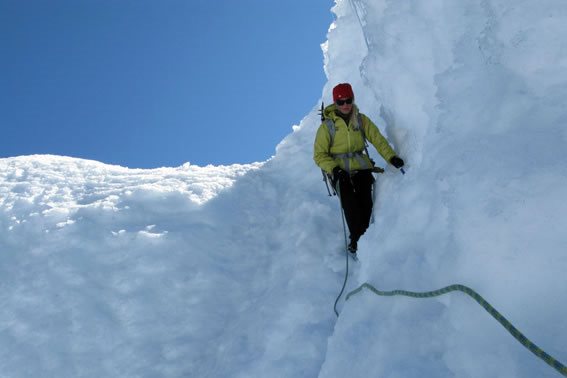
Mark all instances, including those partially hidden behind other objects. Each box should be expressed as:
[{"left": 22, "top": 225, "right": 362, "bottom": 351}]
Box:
[{"left": 1, "top": 0, "right": 334, "bottom": 168}]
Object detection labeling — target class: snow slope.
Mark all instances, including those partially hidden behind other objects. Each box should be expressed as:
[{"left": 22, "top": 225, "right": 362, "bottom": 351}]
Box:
[{"left": 1, "top": 0, "right": 567, "bottom": 377}]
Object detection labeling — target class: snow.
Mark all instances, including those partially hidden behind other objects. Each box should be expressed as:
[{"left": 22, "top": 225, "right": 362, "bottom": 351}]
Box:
[{"left": 1, "top": 0, "right": 567, "bottom": 377}]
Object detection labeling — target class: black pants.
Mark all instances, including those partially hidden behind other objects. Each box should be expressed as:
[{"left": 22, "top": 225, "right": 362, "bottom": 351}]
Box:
[{"left": 337, "top": 170, "right": 375, "bottom": 243}]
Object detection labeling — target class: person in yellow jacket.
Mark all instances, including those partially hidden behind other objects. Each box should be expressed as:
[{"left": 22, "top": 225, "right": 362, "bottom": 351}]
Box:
[{"left": 313, "top": 83, "right": 405, "bottom": 254}]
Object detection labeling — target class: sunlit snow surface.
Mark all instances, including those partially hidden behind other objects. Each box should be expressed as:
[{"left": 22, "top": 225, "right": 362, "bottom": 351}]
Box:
[{"left": 2, "top": 0, "right": 567, "bottom": 377}]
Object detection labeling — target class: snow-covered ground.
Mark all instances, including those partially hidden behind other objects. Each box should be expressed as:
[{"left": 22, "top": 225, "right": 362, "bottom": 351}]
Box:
[{"left": 1, "top": 0, "right": 567, "bottom": 377}]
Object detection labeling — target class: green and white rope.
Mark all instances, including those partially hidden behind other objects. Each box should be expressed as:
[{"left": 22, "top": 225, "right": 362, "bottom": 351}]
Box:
[{"left": 345, "top": 283, "right": 567, "bottom": 376}]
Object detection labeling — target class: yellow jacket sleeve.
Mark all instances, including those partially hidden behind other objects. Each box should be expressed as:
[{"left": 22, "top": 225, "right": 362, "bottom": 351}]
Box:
[
  {"left": 361, "top": 114, "right": 397, "bottom": 163},
  {"left": 313, "top": 123, "right": 338, "bottom": 174}
]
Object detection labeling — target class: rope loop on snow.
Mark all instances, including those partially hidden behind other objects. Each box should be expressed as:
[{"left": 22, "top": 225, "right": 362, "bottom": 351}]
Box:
[{"left": 345, "top": 283, "right": 567, "bottom": 377}]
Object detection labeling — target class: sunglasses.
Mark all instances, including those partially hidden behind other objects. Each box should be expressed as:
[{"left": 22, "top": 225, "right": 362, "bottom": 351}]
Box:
[{"left": 336, "top": 98, "right": 353, "bottom": 106}]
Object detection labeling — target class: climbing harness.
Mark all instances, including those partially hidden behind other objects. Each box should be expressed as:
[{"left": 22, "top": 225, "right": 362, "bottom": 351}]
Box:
[{"left": 344, "top": 282, "right": 567, "bottom": 376}]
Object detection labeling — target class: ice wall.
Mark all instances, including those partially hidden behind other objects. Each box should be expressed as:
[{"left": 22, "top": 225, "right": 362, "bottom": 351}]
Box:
[{"left": 318, "top": 1, "right": 567, "bottom": 377}]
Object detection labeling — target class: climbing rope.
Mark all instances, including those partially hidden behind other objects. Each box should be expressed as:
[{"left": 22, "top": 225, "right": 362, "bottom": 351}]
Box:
[
  {"left": 333, "top": 185, "right": 351, "bottom": 317},
  {"left": 333, "top": 169, "right": 384, "bottom": 316},
  {"left": 345, "top": 282, "right": 567, "bottom": 377}
]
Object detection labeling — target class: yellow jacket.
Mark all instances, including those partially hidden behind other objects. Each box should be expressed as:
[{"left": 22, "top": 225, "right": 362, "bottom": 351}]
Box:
[{"left": 313, "top": 104, "right": 396, "bottom": 174}]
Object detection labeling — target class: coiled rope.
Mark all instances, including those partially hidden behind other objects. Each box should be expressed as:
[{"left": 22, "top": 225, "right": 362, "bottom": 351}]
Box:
[{"left": 345, "top": 282, "right": 567, "bottom": 376}]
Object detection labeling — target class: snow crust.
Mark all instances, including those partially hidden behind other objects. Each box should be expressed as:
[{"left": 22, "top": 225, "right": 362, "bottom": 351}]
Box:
[{"left": 1, "top": 0, "right": 567, "bottom": 377}]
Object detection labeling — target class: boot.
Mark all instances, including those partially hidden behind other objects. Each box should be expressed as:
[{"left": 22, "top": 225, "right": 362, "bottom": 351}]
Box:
[{"left": 347, "top": 239, "right": 358, "bottom": 253}]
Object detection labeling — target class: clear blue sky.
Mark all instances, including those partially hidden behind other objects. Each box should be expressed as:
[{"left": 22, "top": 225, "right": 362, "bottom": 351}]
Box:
[{"left": 1, "top": 0, "right": 334, "bottom": 168}]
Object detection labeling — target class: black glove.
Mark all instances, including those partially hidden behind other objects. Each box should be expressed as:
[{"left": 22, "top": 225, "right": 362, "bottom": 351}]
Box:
[
  {"left": 390, "top": 156, "right": 405, "bottom": 169},
  {"left": 332, "top": 166, "right": 349, "bottom": 187}
]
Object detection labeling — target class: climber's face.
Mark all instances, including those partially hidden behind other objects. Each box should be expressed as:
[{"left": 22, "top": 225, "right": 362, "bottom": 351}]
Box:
[{"left": 336, "top": 97, "right": 353, "bottom": 115}]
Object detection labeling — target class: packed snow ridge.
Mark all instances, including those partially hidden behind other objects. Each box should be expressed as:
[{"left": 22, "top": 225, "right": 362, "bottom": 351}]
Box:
[{"left": 2, "top": 0, "right": 567, "bottom": 377}]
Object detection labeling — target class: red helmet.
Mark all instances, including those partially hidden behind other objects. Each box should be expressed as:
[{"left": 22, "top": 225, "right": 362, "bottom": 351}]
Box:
[{"left": 332, "top": 83, "right": 354, "bottom": 102}]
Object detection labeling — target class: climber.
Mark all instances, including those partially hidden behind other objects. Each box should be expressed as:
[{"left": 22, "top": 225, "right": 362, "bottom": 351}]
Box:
[{"left": 313, "top": 83, "right": 404, "bottom": 255}]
